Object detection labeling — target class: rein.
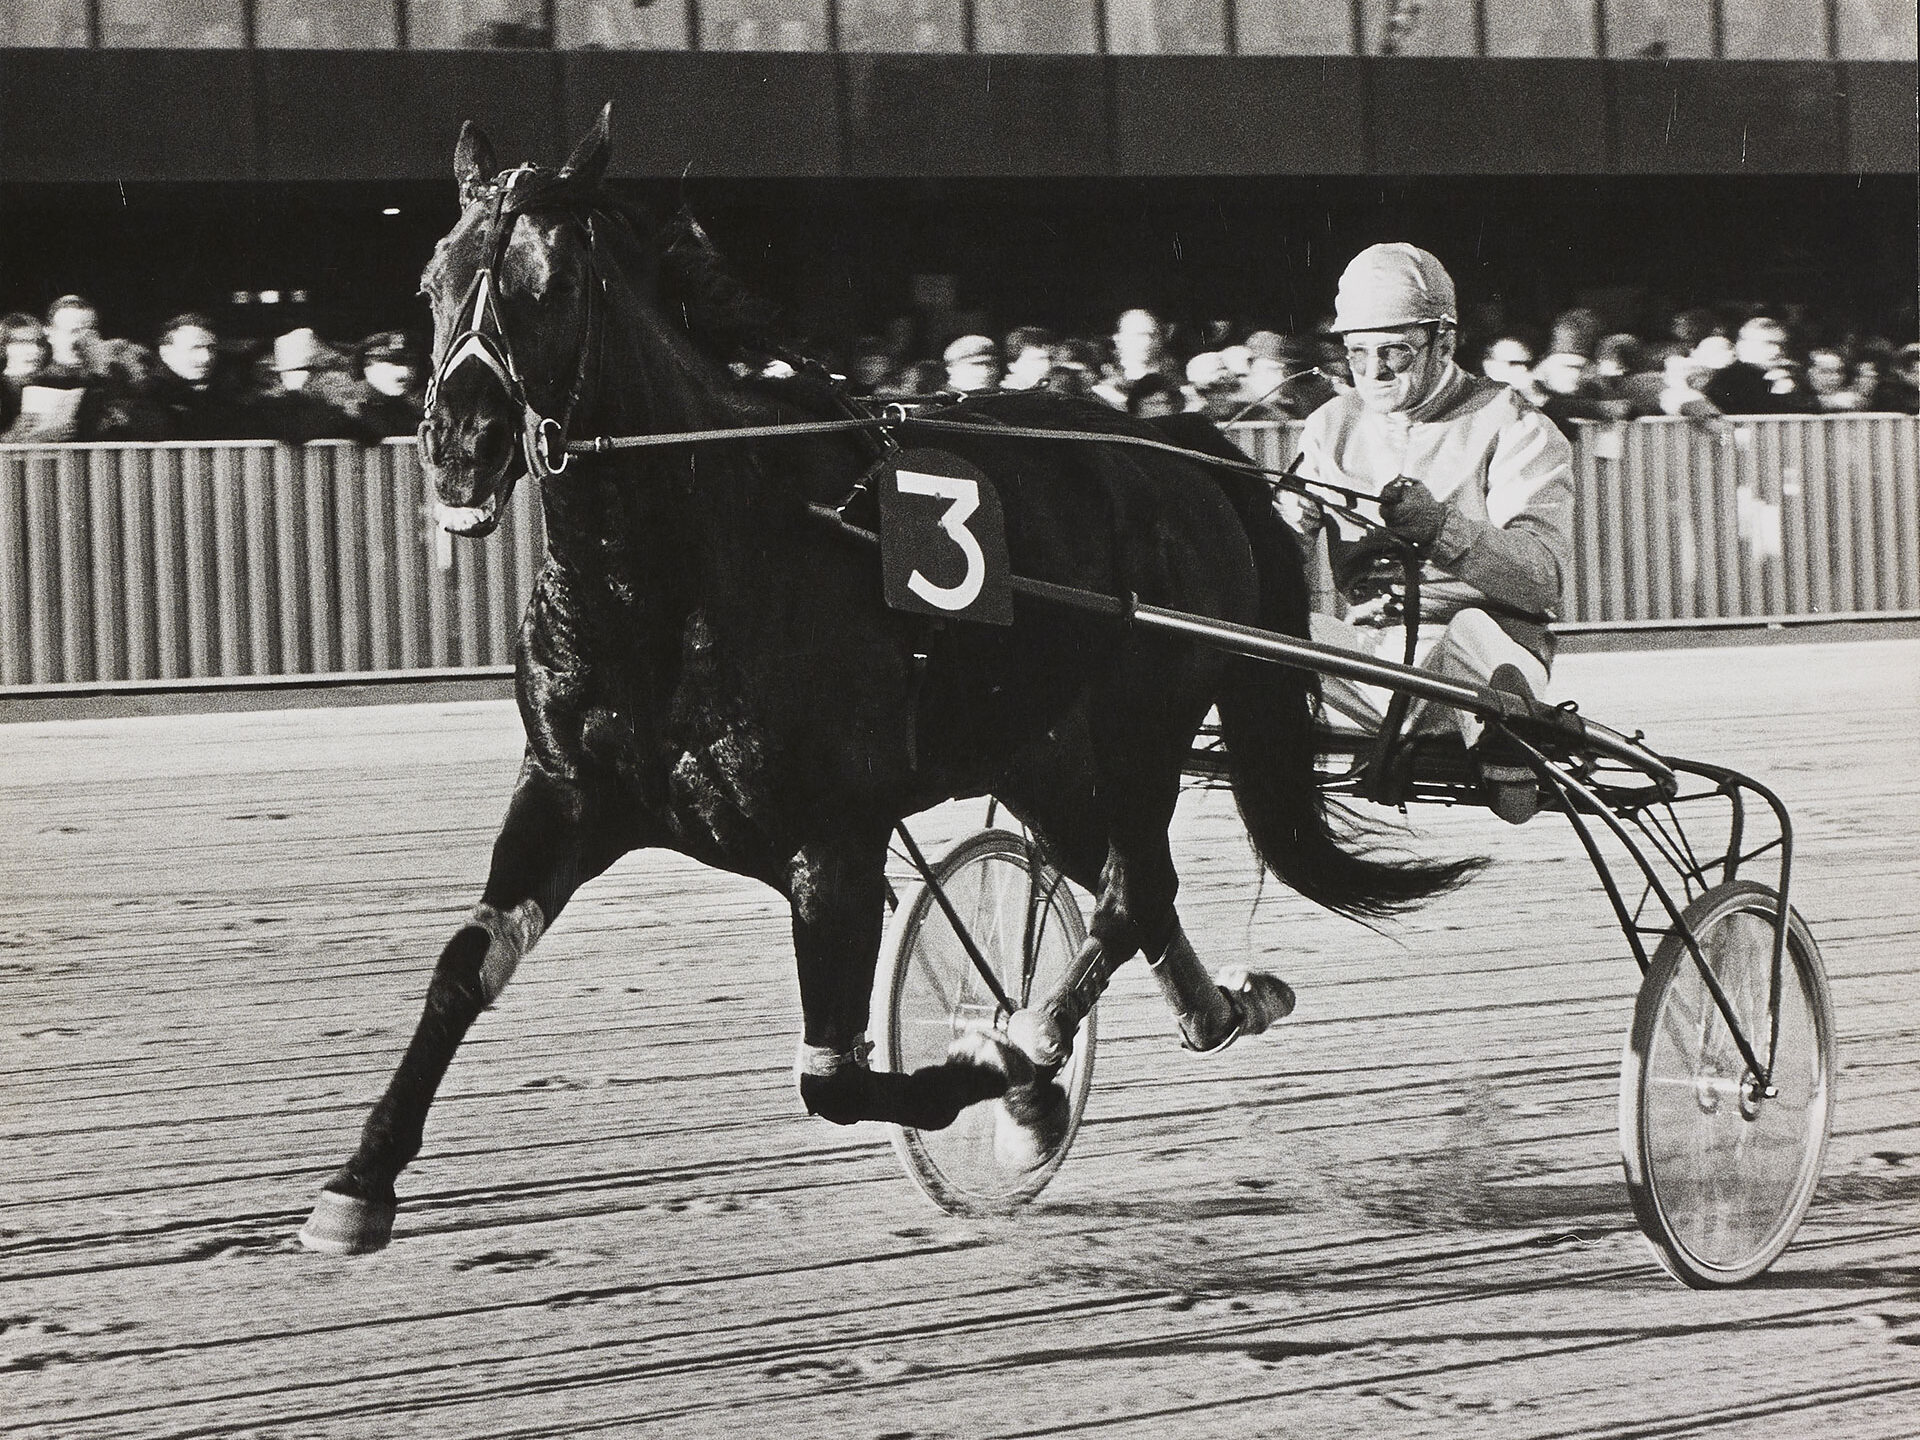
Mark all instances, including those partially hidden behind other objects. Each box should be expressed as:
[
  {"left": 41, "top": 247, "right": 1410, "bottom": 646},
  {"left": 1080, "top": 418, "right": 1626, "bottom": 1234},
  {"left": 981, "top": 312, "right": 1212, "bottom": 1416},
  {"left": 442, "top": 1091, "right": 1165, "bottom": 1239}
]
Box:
[{"left": 566, "top": 409, "right": 1392, "bottom": 529}]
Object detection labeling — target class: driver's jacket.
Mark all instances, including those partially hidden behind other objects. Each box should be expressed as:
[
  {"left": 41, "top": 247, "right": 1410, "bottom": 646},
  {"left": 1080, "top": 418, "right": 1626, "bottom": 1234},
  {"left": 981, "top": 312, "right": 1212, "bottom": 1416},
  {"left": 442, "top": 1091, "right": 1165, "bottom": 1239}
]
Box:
[{"left": 1293, "top": 363, "right": 1575, "bottom": 664}]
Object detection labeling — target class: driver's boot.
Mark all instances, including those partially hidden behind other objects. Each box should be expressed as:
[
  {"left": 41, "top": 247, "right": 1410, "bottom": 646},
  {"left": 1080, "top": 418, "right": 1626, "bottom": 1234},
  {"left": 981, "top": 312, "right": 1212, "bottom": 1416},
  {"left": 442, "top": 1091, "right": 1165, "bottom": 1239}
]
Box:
[{"left": 1476, "top": 663, "right": 1542, "bottom": 825}]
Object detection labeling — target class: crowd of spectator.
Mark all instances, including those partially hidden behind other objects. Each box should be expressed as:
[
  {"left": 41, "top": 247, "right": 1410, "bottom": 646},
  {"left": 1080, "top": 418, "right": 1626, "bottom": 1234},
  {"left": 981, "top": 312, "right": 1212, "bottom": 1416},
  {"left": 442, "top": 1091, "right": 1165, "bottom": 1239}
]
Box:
[
  {"left": 833, "top": 301, "right": 1920, "bottom": 431},
  {"left": 0, "top": 296, "right": 425, "bottom": 445},
  {"left": 4, "top": 288, "right": 1914, "bottom": 450}
]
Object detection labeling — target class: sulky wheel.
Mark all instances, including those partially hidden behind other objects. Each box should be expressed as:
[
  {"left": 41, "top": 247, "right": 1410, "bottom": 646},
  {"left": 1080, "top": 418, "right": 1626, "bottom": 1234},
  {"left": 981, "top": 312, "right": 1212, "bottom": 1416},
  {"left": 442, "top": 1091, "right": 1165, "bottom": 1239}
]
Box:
[
  {"left": 1620, "top": 880, "right": 1835, "bottom": 1287},
  {"left": 876, "top": 828, "right": 1094, "bottom": 1214}
]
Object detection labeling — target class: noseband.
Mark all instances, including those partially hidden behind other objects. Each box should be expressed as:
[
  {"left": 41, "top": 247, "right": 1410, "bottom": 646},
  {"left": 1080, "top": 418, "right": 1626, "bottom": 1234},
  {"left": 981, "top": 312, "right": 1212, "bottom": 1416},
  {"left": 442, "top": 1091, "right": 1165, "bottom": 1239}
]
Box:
[{"left": 425, "top": 165, "right": 603, "bottom": 479}]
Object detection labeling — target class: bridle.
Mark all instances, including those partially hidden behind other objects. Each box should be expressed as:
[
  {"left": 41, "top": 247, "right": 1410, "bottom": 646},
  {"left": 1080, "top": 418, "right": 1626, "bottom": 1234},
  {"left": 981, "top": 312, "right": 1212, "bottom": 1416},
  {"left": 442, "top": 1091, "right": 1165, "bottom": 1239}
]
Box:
[{"left": 424, "top": 164, "right": 604, "bottom": 480}]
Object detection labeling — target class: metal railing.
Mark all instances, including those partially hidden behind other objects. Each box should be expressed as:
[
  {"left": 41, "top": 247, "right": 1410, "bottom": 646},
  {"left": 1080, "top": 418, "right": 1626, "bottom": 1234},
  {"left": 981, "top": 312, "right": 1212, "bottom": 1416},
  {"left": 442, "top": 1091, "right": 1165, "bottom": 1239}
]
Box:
[
  {"left": 0, "top": 440, "right": 542, "bottom": 687},
  {"left": 1, "top": 413, "right": 1915, "bottom": 689},
  {"left": 1181, "top": 413, "right": 1916, "bottom": 625}
]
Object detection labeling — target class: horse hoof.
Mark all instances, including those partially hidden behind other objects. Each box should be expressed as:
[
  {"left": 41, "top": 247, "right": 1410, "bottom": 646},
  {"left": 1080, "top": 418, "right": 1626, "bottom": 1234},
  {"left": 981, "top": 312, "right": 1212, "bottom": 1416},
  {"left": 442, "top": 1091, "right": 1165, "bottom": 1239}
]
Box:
[
  {"left": 947, "top": 1026, "right": 1035, "bottom": 1088},
  {"left": 298, "top": 1189, "right": 396, "bottom": 1256},
  {"left": 1217, "top": 967, "right": 1295, "bottom": 1036},
  {"left": 1005, "top": 1007, "right": 1071, "bottom": 1070},
  {"left": 993, "top": 1081, "right": 1071, "bottom": 1173}
]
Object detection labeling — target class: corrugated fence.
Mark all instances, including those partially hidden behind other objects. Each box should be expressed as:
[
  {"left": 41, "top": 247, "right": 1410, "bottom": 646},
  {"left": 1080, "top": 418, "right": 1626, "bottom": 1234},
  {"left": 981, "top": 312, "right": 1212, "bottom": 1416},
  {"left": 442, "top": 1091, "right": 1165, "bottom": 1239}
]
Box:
[{"left": 2, "top": 415, "right": 1915, "bottom": 687}]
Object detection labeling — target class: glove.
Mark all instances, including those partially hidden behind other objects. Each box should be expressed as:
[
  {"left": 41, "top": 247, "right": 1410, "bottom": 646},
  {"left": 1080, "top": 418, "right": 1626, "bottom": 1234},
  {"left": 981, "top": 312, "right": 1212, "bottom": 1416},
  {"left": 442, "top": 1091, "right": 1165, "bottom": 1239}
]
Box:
[{"left": 1379, "top": 477, "right": 1448, "bottom": 550}]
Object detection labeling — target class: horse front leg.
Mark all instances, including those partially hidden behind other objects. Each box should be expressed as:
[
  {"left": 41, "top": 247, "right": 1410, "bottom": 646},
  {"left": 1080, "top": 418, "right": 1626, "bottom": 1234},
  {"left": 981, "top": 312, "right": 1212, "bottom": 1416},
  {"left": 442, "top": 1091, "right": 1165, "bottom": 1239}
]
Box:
[
  {"left": 787, "top": 832, "right": 1012, "bottom": 1131},
  {"left": 300, "top": 763, "right": 618, "bottom": 1255}
]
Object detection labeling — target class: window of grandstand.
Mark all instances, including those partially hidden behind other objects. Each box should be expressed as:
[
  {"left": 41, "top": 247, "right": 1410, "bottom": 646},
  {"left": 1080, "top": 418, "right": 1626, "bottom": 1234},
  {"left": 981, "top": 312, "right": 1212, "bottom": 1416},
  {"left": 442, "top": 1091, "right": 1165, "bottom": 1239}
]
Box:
[
  {"left": 1234, "top": 0, "right": 1356, "bottom": 55},
  {"left": 408, "top": 0, "right": 549, "bottom": 47},
  {"left": 1722, "top": 0, "right": 1829, "bottom": 57},
  {"left": 1603, "top": 0, "right": 1714, "bottom": 57},
  {"left": 974, "top": 0, "right": 1100, "bottom": 53},
  {"left": 837, "top": 0, "right": 966, "bottom": 51},
  {"left": 1358, "top": 0, "right": 1477, "bottom": 55},
  {"left": 100, "top": 0, "right": 243, "bottom": 46},
  {"left": 256, "top": 0, "right": 398, "bottom": 46},
  {"left": 0, "top": 1, "right": 90, "bottom": 44},
  {"left": 1487, "top": 0, "right": 1597, "bottom": 55},
  {"left": 1106, "top": 0, "right": 1230, "bottom": 54},
  {"left": 1835, "top": 0, "right": 1917, "bottom": 57},
  {"left": 698, "top": 0, "right": 831, "bottom": 50},
  {"left": 557, "top": 0, "right": 692, "bottom": 48}
]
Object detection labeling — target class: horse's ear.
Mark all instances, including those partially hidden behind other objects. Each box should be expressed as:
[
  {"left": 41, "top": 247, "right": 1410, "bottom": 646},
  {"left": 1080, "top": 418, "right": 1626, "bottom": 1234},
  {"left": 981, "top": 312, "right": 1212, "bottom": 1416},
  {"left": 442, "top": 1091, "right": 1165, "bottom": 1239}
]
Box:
[
  {"left": 454, "top": 121, "right": 498, "bottom": 203},
  {"left": 559, "top": 103, "right": 613, "bottom": 185}
]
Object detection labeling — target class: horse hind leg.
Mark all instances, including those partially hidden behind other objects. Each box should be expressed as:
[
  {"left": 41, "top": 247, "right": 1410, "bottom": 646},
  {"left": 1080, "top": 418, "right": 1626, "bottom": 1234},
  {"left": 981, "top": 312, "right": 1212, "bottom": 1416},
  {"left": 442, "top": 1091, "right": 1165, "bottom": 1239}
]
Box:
[{"left": 1006, "top": 682, "right": 1295, "bottom": 1074}]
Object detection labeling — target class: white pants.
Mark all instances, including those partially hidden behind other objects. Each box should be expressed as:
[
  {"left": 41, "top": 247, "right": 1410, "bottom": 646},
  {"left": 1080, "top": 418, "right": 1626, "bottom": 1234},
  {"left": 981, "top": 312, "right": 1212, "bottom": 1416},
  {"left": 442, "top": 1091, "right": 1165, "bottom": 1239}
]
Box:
[{"left": 1309, "top": 608, "right": 1549, "bottom": 749}]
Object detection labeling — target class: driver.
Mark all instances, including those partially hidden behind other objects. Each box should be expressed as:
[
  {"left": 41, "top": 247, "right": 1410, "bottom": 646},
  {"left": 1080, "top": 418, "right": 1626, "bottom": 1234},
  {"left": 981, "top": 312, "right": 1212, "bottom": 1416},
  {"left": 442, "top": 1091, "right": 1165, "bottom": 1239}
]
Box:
[{"left": 1290, "top": 243, "right": 1575, "bottom": 823}]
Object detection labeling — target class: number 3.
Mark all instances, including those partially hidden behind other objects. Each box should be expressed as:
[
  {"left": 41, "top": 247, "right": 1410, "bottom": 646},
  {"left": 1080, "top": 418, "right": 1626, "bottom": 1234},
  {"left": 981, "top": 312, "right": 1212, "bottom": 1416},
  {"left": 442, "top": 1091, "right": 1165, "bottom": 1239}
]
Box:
[{"left": 896, "top": 470, "right": 986, "bottom": 611}]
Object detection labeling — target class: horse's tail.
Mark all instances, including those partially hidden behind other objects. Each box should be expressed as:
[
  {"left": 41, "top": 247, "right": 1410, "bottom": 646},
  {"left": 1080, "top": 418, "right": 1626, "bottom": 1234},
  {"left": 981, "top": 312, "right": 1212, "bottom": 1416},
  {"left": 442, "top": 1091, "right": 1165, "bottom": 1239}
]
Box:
[{"left": 1170, "top": 422, "right": 1485, "bottom": 918}]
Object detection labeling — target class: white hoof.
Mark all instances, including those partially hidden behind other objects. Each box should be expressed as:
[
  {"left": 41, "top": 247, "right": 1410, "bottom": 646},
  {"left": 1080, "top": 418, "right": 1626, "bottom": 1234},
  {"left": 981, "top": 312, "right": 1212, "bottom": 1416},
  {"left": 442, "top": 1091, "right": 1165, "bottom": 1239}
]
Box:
[
  {"left": 946, "top": 1025, "right": 1037, "bottom": 1088},
  {"left": 1005, "top": 1007, "right": 1071, "bottom": 1070},
  {"left": 1216, "top": 968, "right": 1295, "bottom": 1036},
  {"left": 299, "top": 1190, "right": 396, "bottom": 1256}
]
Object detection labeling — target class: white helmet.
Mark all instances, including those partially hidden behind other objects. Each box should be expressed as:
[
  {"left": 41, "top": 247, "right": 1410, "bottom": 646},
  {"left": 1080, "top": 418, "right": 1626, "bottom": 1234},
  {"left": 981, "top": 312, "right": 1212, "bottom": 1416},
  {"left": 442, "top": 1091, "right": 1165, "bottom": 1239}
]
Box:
[{"left": 1332, "top": 243, "right": 1457, "bottom": 333}]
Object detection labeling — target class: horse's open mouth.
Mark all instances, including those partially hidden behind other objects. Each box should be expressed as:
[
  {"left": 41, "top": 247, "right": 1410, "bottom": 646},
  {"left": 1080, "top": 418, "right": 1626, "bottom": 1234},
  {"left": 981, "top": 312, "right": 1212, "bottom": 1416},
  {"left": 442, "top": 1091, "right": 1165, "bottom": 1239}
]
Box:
[{"left": 435, "top": 490, "right": 507, "bottom": 538}]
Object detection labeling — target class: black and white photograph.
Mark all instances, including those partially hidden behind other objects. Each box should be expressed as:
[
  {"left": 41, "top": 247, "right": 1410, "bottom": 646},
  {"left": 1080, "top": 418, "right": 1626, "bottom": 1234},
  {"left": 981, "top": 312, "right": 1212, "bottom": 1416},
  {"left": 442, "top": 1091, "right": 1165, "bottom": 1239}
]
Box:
[{"left": 2, "top": 2, "right": 1917, "bottom": 1435}]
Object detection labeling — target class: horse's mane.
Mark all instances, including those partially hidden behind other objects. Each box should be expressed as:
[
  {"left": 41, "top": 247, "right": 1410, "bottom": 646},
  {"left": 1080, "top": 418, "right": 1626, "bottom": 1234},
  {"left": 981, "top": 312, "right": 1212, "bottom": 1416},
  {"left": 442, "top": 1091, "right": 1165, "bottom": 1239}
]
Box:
[
  {"left": 653, "top": 208, "right": 803, "bottom": 372},
  {"left": 492, "top": 164, "right": 816, "bottom": 378}
]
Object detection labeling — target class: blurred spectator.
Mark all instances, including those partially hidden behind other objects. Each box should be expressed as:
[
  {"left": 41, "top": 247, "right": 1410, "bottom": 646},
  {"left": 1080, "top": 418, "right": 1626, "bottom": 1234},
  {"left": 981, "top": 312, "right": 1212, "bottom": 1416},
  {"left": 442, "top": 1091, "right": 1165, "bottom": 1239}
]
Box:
[
  {"left": 896, "top": 358, "right": 948, "bottom": 397},
  {"left": 1184, "top": 351, "right": 1244, "bottom": 420},
  {"left": 941, "top": 333, "right": 1001, "bottom": 393},
  {"left": 1534, "top": 349, "right": 1632, "bottom": 435},
  {"left": 2, "top": 313, "right": 47, "bottom": 435},
  {"left": 253, "top": 328, "right": 367, "bottom": 442},
  {"left": 1593, "top": 334, "right": 1644, "bottom": 389},
  {"left": 1881, "top": 347, "right": 1912, "bottom": 414},
  {"left": 1045, "top": 339, "right": 1106, "bottom": 402},
  {"left": 1805, "top": 347, "right": 1867, "bottom": 412},
  {"left": 4, "top": 313, "right": 46, "bottom": 384},
  {"left": 1123, "top": 371, "right": 1184, "bottom": 419},
  {"left": 349, "top": 331, "right": 426, "bottom": 438},
  {"left": 1869, "top": 344, "right": 1919, "bottom": 413},
  {"left": 1480, "top": 335, "right": 1540, "bottom": 396},
  {"left": 1548, "top": 306, "right": 1603, "bottom": 359},
  {"left": 1112, "top": 307, "right": 1169, "bottom": 384},
  {"left": 1001, "top": 326, "right": 1057, "bottom": 391},
  {"left": 1703, "top": 316, "right": 1819, "bottom": 414},
  {"left": 153, "top": 313, "right": 249, "bottom": 439},
  {"left": 8, "top": 295, "right": 105, "bottom": 439},
  {"left": 1669, "top": 306, "right": 1724, "bottom": 351},
  {"left": 1242, "top": 331, "right": 1336, "bottom": 420},
  {"left": 1643, "top": 343, "right": 1732, "bottom": 430},
  {"left": 88, "top": 340, "right": 173, "bottom": 440},
  {"left": 846, "top": 333, "right": 897, "bottom": 393},
  {"left": 42, "top": 295, "right": 102, "bottom": 383}
]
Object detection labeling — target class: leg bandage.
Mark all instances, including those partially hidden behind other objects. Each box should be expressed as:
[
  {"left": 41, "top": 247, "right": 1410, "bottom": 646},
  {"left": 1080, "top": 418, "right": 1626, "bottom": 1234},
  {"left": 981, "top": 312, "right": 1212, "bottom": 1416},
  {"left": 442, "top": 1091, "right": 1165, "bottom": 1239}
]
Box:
[
  {"left": 1010, "top": 936, "right": 1127, "bottom": 1070},
  {"left": 468, "top": 899, "right": 546, "bottom": 1005},
  {"left": 794, "top": 1034, "right": 874, "bottom": 1112},
  {"left": 1147, "top": 921, "right": 1240, "bottom": 1053}
]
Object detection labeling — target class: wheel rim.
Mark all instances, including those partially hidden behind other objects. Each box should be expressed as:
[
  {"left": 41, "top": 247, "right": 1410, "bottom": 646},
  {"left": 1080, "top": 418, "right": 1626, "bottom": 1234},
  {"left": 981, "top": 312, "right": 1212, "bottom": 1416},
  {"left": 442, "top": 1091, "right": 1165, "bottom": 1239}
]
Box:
[
  {"left": 887, "top": 837, "right": 1091, "bottom": 1209},
  {"left": 1639, "top": 901, "right": 1829, "bottom": 1278}
]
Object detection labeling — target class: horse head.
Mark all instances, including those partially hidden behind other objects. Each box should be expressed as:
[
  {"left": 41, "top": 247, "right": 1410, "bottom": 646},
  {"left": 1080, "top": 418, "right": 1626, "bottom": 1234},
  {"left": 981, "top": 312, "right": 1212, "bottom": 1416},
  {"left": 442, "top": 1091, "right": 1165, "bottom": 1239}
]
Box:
[{"left": 417, "top": 106, "right": 613, "bottom": 537}]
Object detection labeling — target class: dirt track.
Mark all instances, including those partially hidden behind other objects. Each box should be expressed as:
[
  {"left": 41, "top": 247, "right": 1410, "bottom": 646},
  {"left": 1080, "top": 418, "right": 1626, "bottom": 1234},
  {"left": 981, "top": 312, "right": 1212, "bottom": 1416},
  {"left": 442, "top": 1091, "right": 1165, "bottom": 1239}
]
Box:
[{"left": 3, "top": 640, "right": 1917, "bottom": 1439}]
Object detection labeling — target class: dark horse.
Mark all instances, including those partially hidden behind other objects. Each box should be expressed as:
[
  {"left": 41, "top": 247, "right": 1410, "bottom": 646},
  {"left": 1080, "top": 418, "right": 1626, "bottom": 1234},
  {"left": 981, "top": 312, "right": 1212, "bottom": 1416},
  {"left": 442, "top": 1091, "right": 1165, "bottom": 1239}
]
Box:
[{"left": 300, "top": 108, "right": 1475, "bottom": 1253}]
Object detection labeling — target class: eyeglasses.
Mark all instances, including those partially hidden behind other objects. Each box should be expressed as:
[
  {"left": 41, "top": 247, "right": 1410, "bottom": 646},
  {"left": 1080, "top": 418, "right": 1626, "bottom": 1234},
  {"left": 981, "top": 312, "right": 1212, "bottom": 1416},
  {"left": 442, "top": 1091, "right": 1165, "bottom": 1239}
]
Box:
[{"left": 1344, "top": 334, "right": 1432, "bottom": 379}]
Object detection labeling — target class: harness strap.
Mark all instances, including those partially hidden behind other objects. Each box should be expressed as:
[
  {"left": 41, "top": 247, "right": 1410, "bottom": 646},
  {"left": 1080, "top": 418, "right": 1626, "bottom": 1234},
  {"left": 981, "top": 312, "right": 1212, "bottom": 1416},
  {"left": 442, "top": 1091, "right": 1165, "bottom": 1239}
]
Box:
[{"left": 570, "top": 411, "right": 1390, "bottom": 527}]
